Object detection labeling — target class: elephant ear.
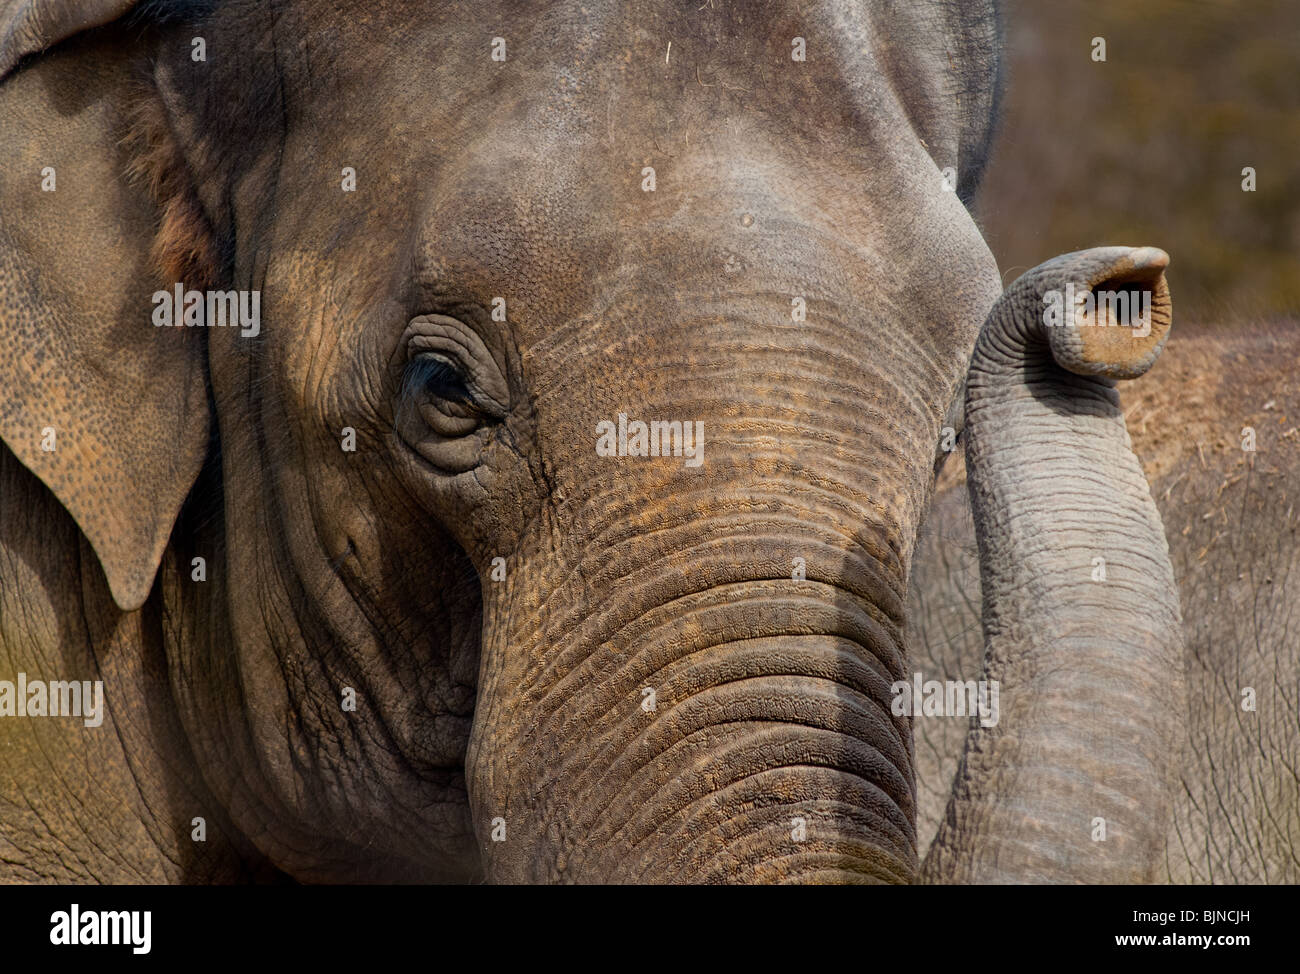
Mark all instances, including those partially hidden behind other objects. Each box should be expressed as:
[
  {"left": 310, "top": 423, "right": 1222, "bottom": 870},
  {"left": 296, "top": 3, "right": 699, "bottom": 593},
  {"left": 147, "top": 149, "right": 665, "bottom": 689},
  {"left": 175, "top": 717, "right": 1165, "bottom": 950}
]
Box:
[
  {"left": 0, "top": 0, "right": 138, "bottom": 77},
  {"left": 0, "top": 0, "right": 211, "bottom": 611}
]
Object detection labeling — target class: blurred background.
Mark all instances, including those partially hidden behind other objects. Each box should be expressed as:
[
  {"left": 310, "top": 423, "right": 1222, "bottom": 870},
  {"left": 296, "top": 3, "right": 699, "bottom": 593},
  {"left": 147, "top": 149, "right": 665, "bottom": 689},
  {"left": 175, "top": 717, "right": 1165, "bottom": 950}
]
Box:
[{"left": 976, "top": 0, "right": 1300, "bottom": 322}]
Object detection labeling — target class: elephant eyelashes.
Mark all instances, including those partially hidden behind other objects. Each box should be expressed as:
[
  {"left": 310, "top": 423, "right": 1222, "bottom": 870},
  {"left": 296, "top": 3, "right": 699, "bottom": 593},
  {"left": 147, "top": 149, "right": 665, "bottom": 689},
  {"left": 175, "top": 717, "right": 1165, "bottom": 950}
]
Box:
[
  {"left": 403, "top": 353, "right": 475, "bottom": 409},
  {"left": 395, "top": 351, "right": 500, "bottom": 452},
  {"left": 393, "top": 317, "right": 509, "bottom": 459}
]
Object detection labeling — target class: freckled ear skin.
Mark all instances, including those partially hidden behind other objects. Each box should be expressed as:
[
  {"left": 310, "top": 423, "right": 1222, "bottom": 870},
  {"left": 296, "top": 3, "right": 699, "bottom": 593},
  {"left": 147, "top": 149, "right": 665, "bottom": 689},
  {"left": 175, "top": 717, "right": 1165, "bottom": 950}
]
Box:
[{"left": 0, "top": 22, "right": 210, "bottom": 611}]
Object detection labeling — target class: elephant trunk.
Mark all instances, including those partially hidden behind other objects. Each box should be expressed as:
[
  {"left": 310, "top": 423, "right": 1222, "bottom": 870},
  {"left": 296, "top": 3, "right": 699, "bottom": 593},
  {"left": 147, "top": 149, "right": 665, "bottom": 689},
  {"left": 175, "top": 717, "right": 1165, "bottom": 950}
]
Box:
[
  {"left": 922, "top": 247, "right": 1185, "bottom": 883},
  {"left": 472, "top": 522, "right": 922, "bottom": 884}
]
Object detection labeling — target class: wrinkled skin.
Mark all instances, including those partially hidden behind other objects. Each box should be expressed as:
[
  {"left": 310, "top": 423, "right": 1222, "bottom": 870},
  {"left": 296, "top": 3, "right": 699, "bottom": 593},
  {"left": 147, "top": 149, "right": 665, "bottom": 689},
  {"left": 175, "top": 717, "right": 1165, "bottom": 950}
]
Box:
[
  {"left": 919, "top": 247, "right": 1185, "bottom": 883},
  {"left": 910, "top": 320, "right": 1300, "bottom": 882},
  {"left": 1, "top": 0, "right": 1184, "bottom": 884},
  {"left": 0, "top": 0, "right": 1003, "bottom": 884}
]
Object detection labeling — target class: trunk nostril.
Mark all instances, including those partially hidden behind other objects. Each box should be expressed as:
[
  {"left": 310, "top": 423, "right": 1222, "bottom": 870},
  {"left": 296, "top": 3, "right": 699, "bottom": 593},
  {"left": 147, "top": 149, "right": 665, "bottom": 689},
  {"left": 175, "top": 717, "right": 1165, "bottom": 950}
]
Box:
[
  {"left": 1013, "top": 246, "right": 1174, "bottom": 381},
  {"left": 1087, "top": 284, "right": 1149, "bottom": 328}
]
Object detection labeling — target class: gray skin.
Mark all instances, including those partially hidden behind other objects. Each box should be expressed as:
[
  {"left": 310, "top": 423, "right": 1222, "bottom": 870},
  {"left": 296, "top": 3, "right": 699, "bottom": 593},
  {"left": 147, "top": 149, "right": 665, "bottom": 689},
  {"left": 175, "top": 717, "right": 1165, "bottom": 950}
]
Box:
[
  {"left": 920, "top": 247, "right": 1184, "bottom": 883},
  {"left": 911, "top": 320, "right": 1300, "bottom": 883},
  {"left": 0, "top": 0, "right": 1179, "bottom": 883}
]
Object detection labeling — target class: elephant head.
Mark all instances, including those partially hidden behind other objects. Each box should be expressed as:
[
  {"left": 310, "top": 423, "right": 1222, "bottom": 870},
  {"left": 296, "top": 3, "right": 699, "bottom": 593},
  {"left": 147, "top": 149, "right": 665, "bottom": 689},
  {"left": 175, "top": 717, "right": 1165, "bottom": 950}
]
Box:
[{"left": 0, "top": 0, "right": 1180, "bottom": 883}]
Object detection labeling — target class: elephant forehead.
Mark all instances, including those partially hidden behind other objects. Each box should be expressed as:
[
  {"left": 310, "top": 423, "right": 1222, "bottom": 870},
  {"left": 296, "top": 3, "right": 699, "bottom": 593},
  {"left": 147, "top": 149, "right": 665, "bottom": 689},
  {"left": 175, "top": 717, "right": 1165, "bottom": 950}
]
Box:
[
  {"left": 214, "top": 0, "right": 1001, "bottom": 328},
  {"left": 412, "top": 140, "right": 837, "bottom": 318},
  {"left": 268, "top": 0, "right": 986, "bottom": 188}
]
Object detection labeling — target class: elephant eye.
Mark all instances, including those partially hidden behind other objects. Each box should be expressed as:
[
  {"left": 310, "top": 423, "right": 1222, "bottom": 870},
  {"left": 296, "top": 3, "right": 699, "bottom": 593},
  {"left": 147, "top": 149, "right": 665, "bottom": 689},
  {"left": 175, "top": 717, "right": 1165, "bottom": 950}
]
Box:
[
  {"left": 403, "top": 353, "right": 476, "bottom": 409},
  {"left": 392, "top": 316, "right": 508, "bottom": 456}
]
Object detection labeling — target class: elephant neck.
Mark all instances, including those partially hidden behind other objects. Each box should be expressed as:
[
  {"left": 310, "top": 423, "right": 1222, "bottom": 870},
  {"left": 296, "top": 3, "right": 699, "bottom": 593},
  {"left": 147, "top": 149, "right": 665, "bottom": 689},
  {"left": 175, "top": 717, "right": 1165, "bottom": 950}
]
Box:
[{"left": 0, "top": 445, "right": 272, "bottom": 882}]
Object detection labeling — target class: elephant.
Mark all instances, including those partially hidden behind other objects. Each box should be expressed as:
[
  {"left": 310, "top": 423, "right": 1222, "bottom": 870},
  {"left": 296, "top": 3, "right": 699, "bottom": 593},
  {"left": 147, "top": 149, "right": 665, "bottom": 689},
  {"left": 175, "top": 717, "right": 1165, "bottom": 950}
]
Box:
[
  {"left": 0, "top": 0, "right": 1182, "bottom": 883},
  {"left": 910, "top": 319, "right": 1300, "bottom": 882}
]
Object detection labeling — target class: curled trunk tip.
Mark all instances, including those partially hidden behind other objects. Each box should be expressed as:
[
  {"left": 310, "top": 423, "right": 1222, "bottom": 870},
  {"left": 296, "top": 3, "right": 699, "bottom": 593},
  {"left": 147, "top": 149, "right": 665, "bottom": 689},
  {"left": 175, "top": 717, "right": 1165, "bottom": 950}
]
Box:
[{"left": 993, "top": 245, "right": 1173, "bottom": 382}]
